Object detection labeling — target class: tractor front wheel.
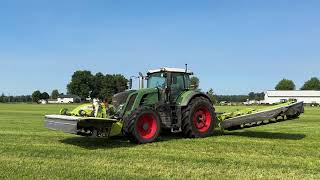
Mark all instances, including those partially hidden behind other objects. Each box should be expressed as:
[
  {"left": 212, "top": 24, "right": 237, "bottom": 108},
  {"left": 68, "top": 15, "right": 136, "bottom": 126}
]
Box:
[{"left": 124, "top": 107, "right": 161, "bottom": 144}]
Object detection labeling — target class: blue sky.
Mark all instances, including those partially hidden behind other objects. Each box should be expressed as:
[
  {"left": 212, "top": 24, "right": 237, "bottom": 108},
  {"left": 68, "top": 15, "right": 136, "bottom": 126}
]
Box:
[{"left": 0, "top": 0, "right": 319, "bottom": 95}]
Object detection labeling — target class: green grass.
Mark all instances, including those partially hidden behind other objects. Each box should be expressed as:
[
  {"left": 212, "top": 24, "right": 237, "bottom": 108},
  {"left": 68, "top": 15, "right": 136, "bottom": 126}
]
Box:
[{"left": 0, "top": 103, "right": 319, "bottom": 179}]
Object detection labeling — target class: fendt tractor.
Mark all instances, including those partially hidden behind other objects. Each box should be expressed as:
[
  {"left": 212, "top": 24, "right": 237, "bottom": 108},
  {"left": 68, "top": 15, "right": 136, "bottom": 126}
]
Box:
[{"left": 45, "top": 66, "right": 304, "bottom": 144}]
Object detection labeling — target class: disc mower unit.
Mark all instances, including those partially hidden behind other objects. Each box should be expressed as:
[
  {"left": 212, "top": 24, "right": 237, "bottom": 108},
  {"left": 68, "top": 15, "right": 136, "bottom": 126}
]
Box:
[
  {"left": 44, "top": 67, "right": 304, "bottom": 144},
  {"left": 218, "top": 101, "right": 304, "bottom": 130}
]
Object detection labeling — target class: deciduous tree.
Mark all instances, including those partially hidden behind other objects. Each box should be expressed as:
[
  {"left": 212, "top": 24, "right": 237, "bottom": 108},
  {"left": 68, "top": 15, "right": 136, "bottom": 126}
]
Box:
[
  {"left": 301, "top": 77, "right": 320, "bottom": 90},
  {"left": 275, "top": 79, "right": 295, "bottom": 90},
  {"left": 51, "top": 89, "right": 60, "bottom": 99},
  {"left": 41, "top": 92, "right": 50, "bottom": 100},
  {"left": 32, "top": 90, "right": 42, "bottom": 103},
  {"left": 190, "top": 76, "right": 199, "bottom": 89},
  {"left": 67, "top": 70, "right": 128, "bottom": 102},
  {"left": 67, "top": 71, "right": 94, "bottom": 100},
  {"left": 206, "top": 88, "right": 217, "bottom": 104}
]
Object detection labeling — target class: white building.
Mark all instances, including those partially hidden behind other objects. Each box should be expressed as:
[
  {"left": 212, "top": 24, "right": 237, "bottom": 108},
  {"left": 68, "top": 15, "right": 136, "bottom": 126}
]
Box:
[
  {"left": 264, "top": 90, "right": 320, "bottom": 104},
  {"left": 48, "top": 99, "right": 58, "bottom": 104},
  {"left": 38, "top": 99, "right": 48, "bottom": 104},
  {"left": 57, "top": 94, "right": 81, "bottom": 103},
  {"left": 243, "top": 100, "right": 263, "bottom": 105}
]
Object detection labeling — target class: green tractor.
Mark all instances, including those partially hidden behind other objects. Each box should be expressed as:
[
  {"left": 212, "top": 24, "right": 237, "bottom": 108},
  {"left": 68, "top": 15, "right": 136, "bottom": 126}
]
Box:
[
  {"left": 118, "top": 67, "right": 216, "bottom": 143},
  {"left": 45, "top": 66, "right": 304, "bottom": 144},
  {"left": 46, "top": 66, "right": 217, "bottom": 144}
]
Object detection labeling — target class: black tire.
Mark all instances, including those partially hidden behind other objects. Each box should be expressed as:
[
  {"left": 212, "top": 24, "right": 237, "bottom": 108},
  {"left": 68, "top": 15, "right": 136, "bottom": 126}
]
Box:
[
  {"left": 287, "top": 112, "right": 301, "bottom": 120},
  {"left": 286, "top": 108, "right": 301, "bottom": 120},
  {"left": 123, "top": 107, "right": 161, "bottom": 144},
  {"left": 79, "top": 110, "right": 86, "bottom": 117},
  {"left": 182, "top": 97, "right": 216, "bottom": 138}
]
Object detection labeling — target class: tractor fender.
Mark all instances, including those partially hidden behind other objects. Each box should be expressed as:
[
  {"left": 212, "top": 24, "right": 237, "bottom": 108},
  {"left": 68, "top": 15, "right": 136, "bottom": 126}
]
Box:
[{"left": 176, "top": 90, "right": 212, "bottom": 107}]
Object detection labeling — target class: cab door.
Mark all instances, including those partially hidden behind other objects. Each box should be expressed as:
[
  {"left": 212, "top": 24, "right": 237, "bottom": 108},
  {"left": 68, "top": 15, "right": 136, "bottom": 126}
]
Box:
[{"left": 170, "top": 73, "right": 187, "bottom": 102}]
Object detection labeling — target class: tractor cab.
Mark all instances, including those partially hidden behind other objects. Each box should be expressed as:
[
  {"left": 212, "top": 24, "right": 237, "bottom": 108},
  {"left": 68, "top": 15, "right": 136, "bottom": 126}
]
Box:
[
  {"left": 146, "top": 67, "right": 193, "bottom": 102},
  {"left": 115, "top": 66, "right": 215, "bottom": 143}
]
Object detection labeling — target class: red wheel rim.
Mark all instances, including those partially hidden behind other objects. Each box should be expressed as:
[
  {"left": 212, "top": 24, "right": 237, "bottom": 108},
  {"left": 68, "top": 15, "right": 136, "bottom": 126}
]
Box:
[
  {"left": 193, "top": 106, "right": 212, "bottom": 133},
  {"left": 136, "top": 113, "right": 158, "bottom": 139}
]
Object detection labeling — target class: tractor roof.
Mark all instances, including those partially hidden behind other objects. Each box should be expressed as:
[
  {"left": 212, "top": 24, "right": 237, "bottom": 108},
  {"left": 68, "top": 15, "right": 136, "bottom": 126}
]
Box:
[{"left": 147, "top": 67, "right": 193, "bottom": 75}]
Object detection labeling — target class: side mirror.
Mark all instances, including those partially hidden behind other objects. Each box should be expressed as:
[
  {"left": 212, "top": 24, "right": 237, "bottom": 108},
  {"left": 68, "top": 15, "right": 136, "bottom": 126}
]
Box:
[
  {"left": 139, "top": 72, "right": 144, "bottom": 78},
  {"left": 129, "top": 78, "right": 133, "bottom": 89}
]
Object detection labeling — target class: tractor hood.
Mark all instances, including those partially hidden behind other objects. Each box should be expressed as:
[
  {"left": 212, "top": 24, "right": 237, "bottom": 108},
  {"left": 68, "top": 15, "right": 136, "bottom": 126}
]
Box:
[
  {"left": 120, "top": 88, "right": 159, "bottom": 117},
  {"left": 135, "top": 87, "right": 159, "bottom": 94},
  {"left": 112, "top": 90, "right": 136, "bottom": 108}
]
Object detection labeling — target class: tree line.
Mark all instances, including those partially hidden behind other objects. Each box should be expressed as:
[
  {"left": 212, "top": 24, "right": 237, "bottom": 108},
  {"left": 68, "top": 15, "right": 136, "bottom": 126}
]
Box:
[
  {"left": 275, "top": 77, "right": 320, "bottom": 90},
  {"left": 67, "top": 70, "right": 128, "bottom": 101},
  {"left": 208, "top": 77, "right": 320, "bottom": 104},
  {"left": 0, "top": 93, "right": 32, "bottom": 103},
  {"left": 206, "top": 91, "right": 265, "bottom": 104},
  {"left": 6, "top": 70, "right": 128, "bottom": 103},
  {"left": 31, "top": 90, "right": 61, "bottom": 103},
  {"left": 29, "top": 71, "right": 128, "bottom": 103},
  {"left": 205, "top": 85, "right": 264, "bottom": 104},
  {"left": 0, "top": 92, "right": 56, "bottom": 103}
]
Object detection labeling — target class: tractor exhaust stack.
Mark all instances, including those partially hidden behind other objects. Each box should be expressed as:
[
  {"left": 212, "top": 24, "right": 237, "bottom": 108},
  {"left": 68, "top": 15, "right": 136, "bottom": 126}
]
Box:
[{"left": 138, "top": 72, "right": 144, "bottom": 89}]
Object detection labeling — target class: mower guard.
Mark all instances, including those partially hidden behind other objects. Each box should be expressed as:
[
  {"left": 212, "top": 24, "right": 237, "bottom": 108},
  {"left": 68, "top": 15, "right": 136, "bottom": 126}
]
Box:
[{"left": 45, "top": 115, "right": 118, "bottom": 135}]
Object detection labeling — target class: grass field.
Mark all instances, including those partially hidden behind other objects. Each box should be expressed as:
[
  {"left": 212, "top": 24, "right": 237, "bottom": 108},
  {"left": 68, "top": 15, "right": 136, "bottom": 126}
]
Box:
[{"left": 0, "top": 103, "right": 319, "bottom": 179}]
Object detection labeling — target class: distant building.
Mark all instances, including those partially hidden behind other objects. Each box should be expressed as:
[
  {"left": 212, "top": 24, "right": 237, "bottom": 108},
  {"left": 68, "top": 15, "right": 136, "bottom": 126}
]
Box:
[
  {"left": 219, "top": 101, "right": 228, "bottom": 105},
  {"left": 243, "top": 100, "right": 263, "bottom": 105},
  {"left": 264, "top": 90, "right": 320, "bottom": 104},
  {"left": 48, "top": 99, "right": 58, "bottom": 104},
  {"left": 39, "top": 99, "right": 48, "bottom": 104},
  {"left": 57, "top": 94, "right": 81, "bottom": 103}
]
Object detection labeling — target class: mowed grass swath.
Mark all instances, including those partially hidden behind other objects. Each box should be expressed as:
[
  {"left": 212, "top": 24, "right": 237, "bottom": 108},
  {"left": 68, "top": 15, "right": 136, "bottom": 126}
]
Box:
[{"left": 0, "top": 104, "right": 319, "bottom": 179}]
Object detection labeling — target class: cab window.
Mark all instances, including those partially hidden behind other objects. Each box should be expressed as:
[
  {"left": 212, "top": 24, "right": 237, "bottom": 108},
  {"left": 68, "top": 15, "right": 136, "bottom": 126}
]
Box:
[
  {"left": 170, "top": 73, "right": 186, "bottom": 101},
  {"left": 171, "top": 73, "right": 185, "bottom": 90},
  {"left": 147, "top": 73, "right": 166, "bottom": 88}
]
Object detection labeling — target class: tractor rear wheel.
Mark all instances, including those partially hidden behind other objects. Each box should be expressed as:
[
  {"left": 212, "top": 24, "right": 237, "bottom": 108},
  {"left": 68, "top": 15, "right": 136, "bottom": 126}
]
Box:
[
  {"left": 182, "top": 97, "right": 216, "bottom": 138},
  {"left": 124, "top": 107, "right": 161, "bottom": 144}
]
